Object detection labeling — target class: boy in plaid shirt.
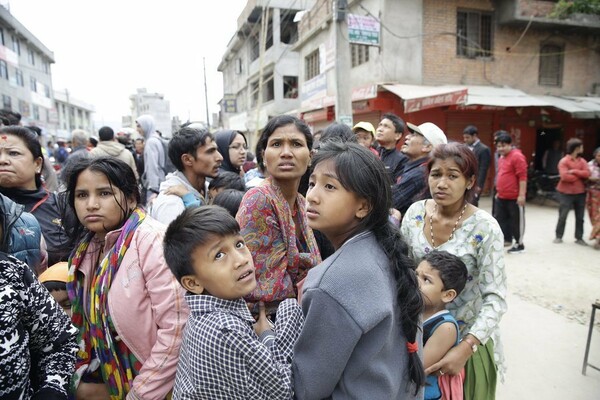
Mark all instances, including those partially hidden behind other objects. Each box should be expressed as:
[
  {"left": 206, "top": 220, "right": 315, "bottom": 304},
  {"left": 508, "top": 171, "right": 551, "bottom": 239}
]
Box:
[{"left": 163, "top": 205, "right": 303, "bottom": 399}]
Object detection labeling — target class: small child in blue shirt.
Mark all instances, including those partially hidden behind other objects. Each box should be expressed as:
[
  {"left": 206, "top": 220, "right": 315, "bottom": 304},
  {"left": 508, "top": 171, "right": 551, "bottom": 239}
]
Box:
[
  {"left": 416, "top": 250, "right": 468, "bottom": 400},
  {"left": 163, "top": 205, "right": 303, "bottom": 400}
]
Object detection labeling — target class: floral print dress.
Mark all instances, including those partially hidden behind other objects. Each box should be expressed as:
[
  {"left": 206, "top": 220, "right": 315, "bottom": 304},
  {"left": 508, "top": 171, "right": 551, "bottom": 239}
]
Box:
[{"left": 401, "top": 200, "right": 507, "bottom": 378}]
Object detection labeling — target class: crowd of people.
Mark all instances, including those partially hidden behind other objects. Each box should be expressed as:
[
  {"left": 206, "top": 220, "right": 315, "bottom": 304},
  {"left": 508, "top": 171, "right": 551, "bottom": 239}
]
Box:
[{"left": 0, "top": 106, "right": 597, "bottom": 399}]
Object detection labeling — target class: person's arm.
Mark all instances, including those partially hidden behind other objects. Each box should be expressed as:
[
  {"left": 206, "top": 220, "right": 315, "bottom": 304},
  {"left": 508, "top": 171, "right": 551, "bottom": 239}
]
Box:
[
  {"left": 477, "top": 147, "right": 491, "bottom": 192},
  {"left": 515, "top": 154, "right": 528, "bottom": 206},
  {"left": 127, "top": 229, "right": 188, "bottom": 400},
  {"left": 236, "top": 189, "right": 290, "bottom": 306},
  {"left": 21, "top": 260, "right": 78, "bottom": 399},
  {"left": 572, "top": 159, "right": 591, "bottom": 179},
  {"left": 423, "top": 322, "right": 458, "bottom": 370},
  {"left": 143, "top": 139, "right": 163, "bottom": 194},
  {"left": 392, "top": 174, "right": 424, "bottom": 216},
  {"left": 149, "top": 194, "right": 186, "bottom": 226},
  {"left": 558, "top": 158, "right": 579, "bottom": 183},
  {"left": 426, "top": 220, "right": 507, "bottom": 376},
  {"left": 292, "top": 288, "right": 362, "bottom": 400}
]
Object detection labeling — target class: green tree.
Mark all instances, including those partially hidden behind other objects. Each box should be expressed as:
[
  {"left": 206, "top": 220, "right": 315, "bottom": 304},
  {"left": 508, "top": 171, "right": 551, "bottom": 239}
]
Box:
[{"left": 550, "top": 0, "right": 600, "bottom": 19}]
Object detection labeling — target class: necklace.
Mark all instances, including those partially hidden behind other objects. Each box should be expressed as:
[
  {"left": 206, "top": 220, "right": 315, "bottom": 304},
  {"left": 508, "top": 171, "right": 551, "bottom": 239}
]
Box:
[{"left": 429, "top": 202, "right": 468, "bottom": 248}]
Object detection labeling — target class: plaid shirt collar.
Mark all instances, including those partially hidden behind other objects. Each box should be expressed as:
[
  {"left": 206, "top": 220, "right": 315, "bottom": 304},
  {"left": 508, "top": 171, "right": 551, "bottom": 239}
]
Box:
[{"left": 185, "top": 293, "right": 255, "bottom": 325}]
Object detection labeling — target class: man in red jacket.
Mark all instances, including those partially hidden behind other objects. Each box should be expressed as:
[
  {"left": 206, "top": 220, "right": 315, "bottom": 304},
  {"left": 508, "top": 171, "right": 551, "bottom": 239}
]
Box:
[
  {"left": 494, "top": 132, "right": 528, "bottom": 253},
  {"left": 553, "top": 138, "right": 591, "bottom": 245}
]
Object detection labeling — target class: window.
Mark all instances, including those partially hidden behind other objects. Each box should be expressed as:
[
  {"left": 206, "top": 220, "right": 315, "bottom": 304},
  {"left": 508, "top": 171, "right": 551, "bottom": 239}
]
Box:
[
  {"left": 305, "top": 49, "right": 320, "bottom": 80},
  {"left": 44, "top": 84, "right": 51, "bottom": 98},
  {"left": 12, "top": 35, "right": 20, "bottom": 55},
  {"left": 15, "top": 69, "right": 24, "bottom": 86},
  {"left": 235, "top": 58, "right": 242, "bottom": 74},
  {"left": 457, "top": 10, "right": 493, "bottom": 58},
  {"left": 351, "top": 44, "right": 370, "bottom": 67},
  {"left": 263, "top": 74, "right": 274, "bottom": 102},
  {"left": 250, "top": 81, "right": 259, "bottom": 108},
  {"left": 2, "top": 95, "right": 11, "bottom": 110},
  {"left": 539, "top": 43, "right": 564, "bottom": 87},
  {"left": 30, "top": 76, "right": 37, "bottom": 91},
  {"left": 281, "top": 12, "right": 298, "bottom": 45},
  {"left": 43, "top": 60, "right": 50, "bottom": 74},
  {"left": 0, "top": 60, "right": 8, "bottom": 80},
  {"left": 283, "top": 76, "right": 298, "bottom": 98},
  {"left": 28, "top": 49, "right": 35, "bottom": 65},
  {"left": 32, "top": 105, "right": 39, "bottom": 121},
  {"left": 249, "top": 34, "right": 260, "bottom": 62},
  {"left": 0, "top": 28, "right": 4, "bottom": 46},
  {"left": 19, "top": 100, "right": 30, "bottom": 117}
]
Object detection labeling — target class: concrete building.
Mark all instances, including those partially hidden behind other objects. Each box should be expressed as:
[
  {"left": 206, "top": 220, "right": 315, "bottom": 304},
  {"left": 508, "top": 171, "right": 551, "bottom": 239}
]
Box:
[
  {"left": 53, "top": 90, "right": 95, "bottom": 139},
  {"left": 126, "top": 88, "right": 172, "bottom": 138},
  {"left": 0, "top": 5, "right": 56, "bottom": 130},
  {"left": 289, "top": 0, "right": 600, "bottom": 193},
  {"left": 218, "top": 0, "right": 317, "bottom": 147}
]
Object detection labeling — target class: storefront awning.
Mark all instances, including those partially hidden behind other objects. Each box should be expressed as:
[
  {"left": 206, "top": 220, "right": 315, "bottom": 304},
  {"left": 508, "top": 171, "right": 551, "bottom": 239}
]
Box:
[
  {"left": 533, "top": 95, "right": 600, "bottom": 119},
  {"left": 381, "top": 84, "right": 468, "bottom": 113},
  {"left": 464, "top": 85, "right": 549, "bottom": 107}
]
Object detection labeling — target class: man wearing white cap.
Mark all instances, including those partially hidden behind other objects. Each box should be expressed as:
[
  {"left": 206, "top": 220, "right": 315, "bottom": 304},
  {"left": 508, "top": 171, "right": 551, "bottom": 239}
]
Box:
[{"left": 392, "top": 122, "right": 447, "bottom": 216}]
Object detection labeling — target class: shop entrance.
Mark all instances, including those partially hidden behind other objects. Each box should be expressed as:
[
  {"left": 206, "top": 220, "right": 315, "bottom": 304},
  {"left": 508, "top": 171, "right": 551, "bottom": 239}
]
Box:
[{"left": 534, "top": 128, "right": 563, "bottom": 174}]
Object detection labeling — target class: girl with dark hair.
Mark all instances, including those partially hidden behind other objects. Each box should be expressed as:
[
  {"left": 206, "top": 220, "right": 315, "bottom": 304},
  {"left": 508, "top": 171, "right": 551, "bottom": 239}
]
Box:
[
  {"left": 401, "top": 142, "right": 507, "bottom": 400},
  {"left": 64, "top": 157, "right": 187, "bottom": 399},
  {"left": 0, "top": 126, "right": 72, "bottom": 267},
  {"left": 293, "top": 141, "right": 424, "bottom": 399},
  {"left": 215, "top": 130, "right": 248, "bottom": 176},
  {"left": 236, "top": 115, "right": 321, "bottom": 317}
]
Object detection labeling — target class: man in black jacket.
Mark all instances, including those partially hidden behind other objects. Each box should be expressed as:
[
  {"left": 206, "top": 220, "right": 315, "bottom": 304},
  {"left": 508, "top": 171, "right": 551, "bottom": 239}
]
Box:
[
  {"left": 463, "top": 125, "right": 491, "bottom": 206},
  {"left": 375, "top": 113, "right": 408, "bottom": 185}
]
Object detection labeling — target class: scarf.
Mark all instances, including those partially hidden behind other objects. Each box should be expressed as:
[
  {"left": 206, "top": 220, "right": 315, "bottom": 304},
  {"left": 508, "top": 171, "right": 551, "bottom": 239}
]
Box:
[{"left": 67, "top": 207, "right": 146, "bottom": 399}]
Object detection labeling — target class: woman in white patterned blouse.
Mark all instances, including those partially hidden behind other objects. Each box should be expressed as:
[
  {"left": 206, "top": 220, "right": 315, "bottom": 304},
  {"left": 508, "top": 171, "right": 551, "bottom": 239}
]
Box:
[{"left": 401, "top": 143, "right": 507, "bottom": 400}]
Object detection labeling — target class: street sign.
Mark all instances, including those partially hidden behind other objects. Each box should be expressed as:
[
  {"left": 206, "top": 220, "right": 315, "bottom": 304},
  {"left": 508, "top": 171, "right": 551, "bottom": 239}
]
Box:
[{"left": 347, "top": 14, "right": 380, "bottom": 46}]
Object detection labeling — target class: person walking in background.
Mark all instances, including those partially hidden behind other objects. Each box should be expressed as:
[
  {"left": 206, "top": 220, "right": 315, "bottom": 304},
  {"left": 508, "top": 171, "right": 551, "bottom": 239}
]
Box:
[
  {"left": 463, "top": 125, "right": 491, "bottom": 206},
  {"left": 136, "top": 114, "right": 165, "bottom": 203},
  {"left": 401, "top": 143, "right": 507, "bottom": 399},
  {"left": 587, "top": 147, "right": 600, "bottom": 250},
  {"left": 59, "top": 129, "right": 90, "bottom": 185},
  {"left": 134, "top": 137, "right": 145, "bottom": 178},
  {"left": 90, "top": 126, "right": 139, "bottom": 180},
  {"left": 494, "top": 132, "right": 528, "bottom": 253},
  {"left": 543, "top": 139, "right": 563, "bottom": 175},
  {"left": 375, "top": 113, "right": 408, "bottom": 184},
  {"left": 553, "top": 138, "right": 591, "bottom": 245},
  {"left": 392, "top": 122, "right": 447, "bottom": 217}
]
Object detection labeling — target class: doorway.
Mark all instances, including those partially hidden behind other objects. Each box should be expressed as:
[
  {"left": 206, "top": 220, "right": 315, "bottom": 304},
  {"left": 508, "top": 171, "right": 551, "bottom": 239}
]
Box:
[{"left": 534, "top": 128, "right": 563, "bottom": 174}]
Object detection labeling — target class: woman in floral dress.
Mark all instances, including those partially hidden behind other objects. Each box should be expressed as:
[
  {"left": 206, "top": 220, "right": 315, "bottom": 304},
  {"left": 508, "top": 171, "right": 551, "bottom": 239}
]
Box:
[
  {"left": 587, "top": 147, "right": 600, "bottom": 249},
  {"left": 401, "top": 143, "right": 507, "bottom": 400}
]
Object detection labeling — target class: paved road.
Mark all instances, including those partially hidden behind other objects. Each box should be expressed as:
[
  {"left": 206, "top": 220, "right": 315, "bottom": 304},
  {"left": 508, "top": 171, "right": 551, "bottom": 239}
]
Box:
[{"left": 474, "top": 197, "right": 600, "bottom": 399}]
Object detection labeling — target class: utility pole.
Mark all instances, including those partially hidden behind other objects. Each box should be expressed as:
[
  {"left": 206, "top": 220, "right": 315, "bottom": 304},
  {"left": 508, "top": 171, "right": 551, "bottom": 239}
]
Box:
[
  {"left": 203, "top": 57, "right": 210, "bottom": 127},
  {"left": 333, "top": 0, "right": 353, "bottom": 127},
  {"left": 254, "top": 6, "right": 269, "bottom": 142}
]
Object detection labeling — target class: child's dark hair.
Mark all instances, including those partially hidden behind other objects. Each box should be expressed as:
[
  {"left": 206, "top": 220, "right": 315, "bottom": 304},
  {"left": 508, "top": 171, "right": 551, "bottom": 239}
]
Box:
[
  {"left": 213, "top": 189, "right": 245, "bottom": 217},
  {"left": 164, "top": 205, "right": 240, "bottom": 283},
  {"left": 422, "top": 251, "right": 468, "bottom": 295},
  {"left": 63, "top": 157, "right": 140, "bottom": 241},
  {"left": 311, "top": 141, "right": 425, "bottom": 392},
  {"left": 42, "top": 281, "right": 67, "bottom": 292},
  {"left": 208, "top": 171, "right": 246, "bottom": 192}
]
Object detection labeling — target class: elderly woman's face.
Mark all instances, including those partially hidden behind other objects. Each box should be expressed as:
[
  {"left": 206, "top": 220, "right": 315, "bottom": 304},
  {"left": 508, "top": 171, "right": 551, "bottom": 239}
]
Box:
[{"left": 0, "top": 134, "right": 42, "bottom": 190}]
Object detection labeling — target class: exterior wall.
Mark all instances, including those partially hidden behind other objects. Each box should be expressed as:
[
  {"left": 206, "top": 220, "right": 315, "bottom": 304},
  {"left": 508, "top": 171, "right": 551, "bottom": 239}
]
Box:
[
  {"left": 422, "top": 0, "right": 600, "bottom": 95},
  {"left": 0, "top": 7, "right": 56, "bottom": 132},
  {"left": 129, "top": 89, "right": 172, "bottom": 137},
  {"left": 54, "top": 91, "right": 95, "bottom": 138}
]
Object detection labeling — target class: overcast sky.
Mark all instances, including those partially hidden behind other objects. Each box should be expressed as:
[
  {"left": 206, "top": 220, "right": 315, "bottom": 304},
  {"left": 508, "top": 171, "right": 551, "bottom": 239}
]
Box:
[{"left": 7, "top": 0, "right": 247, "bottom": 127}]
